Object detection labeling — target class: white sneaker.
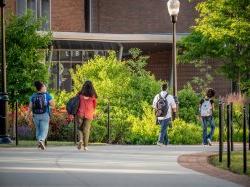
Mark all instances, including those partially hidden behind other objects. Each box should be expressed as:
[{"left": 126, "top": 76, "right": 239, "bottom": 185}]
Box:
[
  {"left": 84, "top": 147, "right": 88, "bottom": 151},
  {"left": 157, "top": 142, "right": 164, "bottom": 146},
  {"left": 207, "top": 139, "right": 212, "bottom": 146}
]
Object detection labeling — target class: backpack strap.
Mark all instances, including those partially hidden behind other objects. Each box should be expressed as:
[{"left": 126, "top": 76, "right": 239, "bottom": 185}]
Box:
[{"left": 159, "top": 92, "right": 168, "bottom": 99}]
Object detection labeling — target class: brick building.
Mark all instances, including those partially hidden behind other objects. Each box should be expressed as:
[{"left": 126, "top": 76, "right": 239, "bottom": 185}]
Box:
[{"left": 6, "top": 0, "right": 231, "bottom": 95}]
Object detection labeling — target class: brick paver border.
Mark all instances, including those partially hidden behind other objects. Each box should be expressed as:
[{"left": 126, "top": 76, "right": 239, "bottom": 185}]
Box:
[{"left": 178, "top": 152, "right": 250, "bottom": 187}]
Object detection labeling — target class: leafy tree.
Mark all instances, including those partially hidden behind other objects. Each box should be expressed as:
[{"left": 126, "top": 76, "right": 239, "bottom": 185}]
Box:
[
  {"left": 5, "top": 11, "right": 52, "bottom": 104},
  {"left": 178, "top": 0, "right": 250, "bottom": 94}
]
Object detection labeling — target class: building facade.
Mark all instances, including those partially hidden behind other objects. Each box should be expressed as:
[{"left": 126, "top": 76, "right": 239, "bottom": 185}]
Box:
[{"left": 6, "top": 0, "right": 232, "bottom": 95}]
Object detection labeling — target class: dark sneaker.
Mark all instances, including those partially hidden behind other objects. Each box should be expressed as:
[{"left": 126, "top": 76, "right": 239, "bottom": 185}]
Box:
[
  {"left": 39, "top": 140, "right": 46, "bottom": 150},
  {"left": 37, "top": 141, "right": 41, "bottom": 149},
  {"left": 77, "top": 142, "right": 83, "bottom": 150}
]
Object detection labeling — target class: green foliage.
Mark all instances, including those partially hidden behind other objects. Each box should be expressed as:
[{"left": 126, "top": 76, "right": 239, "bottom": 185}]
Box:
[
  {"left": 57, "top": 122, "right": 74, "bottom": 141},
  {"left": 169, "top": 119, "right": 202, "bottom": 144},
  {"left": 179, "top": 0, "right": 250, "bottom": 94},
  {"left": 5, "top": 11, "right": 52, "bottom": 104},
  {"left": 128, "top": 102, "right": 159, "bottom": 144},
  {"left": 126, "top": 48, "right": 149, "bottom": 76},
  {"left": 69, "top": 50, "right": 161, "bottom": 143},
  {"left": 89, "top": 121, "right": 107, "bottom": 143},
  {"left": 178, "top": 84, "right": 201, "bottom": 124},
  {"left": 191, "top": 61, "right": 213, "bottom": 94},
  {"left": 50, "top": 90, "right": 73, "bottom": 109}
]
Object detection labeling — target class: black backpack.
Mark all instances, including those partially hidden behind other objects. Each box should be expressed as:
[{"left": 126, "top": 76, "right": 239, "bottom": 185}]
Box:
[
  {"left": 32, "top": 93, "right": 47, "bottom": 114},
  {"left": 66, "top": 95, "right": 80, "bottom": 115},
  {"left": 155, "top": 93, "right": 169, "bottom": 117}
]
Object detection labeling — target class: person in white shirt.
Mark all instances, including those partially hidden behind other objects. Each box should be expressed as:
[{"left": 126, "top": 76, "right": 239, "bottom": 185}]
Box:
[{"left": 153, "top": 83, "right": 177, "bottom": 146}]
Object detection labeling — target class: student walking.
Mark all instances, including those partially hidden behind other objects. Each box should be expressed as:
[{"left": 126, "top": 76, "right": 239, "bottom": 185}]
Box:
[
  {"left": 199, "top": 88, "right": 216, "bottom": 146},
  {"left": 26, "top": 81, "right": 55, "bottom": 150},
  {"left": 153, "top": 83, "right": 176, "bottom": 146},
  {"left": 76, "top": 80, "right": 97, "bottom": 151}
]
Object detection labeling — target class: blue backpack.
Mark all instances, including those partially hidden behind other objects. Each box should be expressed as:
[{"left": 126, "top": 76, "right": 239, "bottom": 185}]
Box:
[{"left": 66, "top": 95, "right": 80, "bottom": 115}]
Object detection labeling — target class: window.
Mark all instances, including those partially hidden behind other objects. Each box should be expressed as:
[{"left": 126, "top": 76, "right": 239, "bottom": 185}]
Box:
[{"left": 16, "top": 0, "right": 51, "bottom": 30}]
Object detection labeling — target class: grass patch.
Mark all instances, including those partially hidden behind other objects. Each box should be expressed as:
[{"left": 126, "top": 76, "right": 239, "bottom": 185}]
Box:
[
  {"left": 209, "top": 151, "right": 250, "bottom": 176},
  {"left": 0, "top": 140, "right": 105, "bottom": 147}
]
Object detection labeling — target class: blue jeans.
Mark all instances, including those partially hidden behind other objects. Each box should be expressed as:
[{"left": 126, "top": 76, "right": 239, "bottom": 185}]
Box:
[
  {"left": 201, "top": 116, "right": 215, "bottom": 144},
  {"left": 33, "top": 113, "right": 50, "bottom": 141},
  {"left": 158, "top": 118, "right": 171, "bottom": 145}
]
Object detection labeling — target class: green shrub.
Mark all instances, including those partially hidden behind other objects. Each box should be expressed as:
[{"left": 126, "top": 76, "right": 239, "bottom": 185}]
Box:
[
  {"left": 58, "top": 122, "right": 74, "bottom": 141},
  {"left": 128, "top": 102, "right": 159, "bottom": 144},
  {"left": 169, "top": 119, "right": 202, "bottom": 144},
  {"left": 90, "top": 120, "right": 107, "bottom": 143},
  {"left": 178, "top": 84, "right": 201, "bottom": 124}
]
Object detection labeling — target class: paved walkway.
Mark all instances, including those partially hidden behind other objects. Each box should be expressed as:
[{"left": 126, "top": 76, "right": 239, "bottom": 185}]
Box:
[{"left": 0, "top": 145, "right": 243, "bottom": 187}]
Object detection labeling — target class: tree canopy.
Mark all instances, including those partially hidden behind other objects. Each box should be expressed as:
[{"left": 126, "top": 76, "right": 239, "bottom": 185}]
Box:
[
  {"left": 5, "top": 11, "right": 52, "bottom": 104},
  {"left": 179, "top": 0, "right": 250, "bottom": 94}
]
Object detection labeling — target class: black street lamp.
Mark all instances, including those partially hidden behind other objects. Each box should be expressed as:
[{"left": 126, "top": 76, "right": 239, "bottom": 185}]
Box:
[
  {"left": 167, "top": 0, "right": 180, "bottom": 117},
  {"left": 0, "top": 0, "right": 11, "bottom": 144}
]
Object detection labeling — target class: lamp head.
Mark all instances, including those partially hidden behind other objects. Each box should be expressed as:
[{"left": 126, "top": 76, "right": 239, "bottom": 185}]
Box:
[{"left": 167, "top": 0, "right": 180, "bottom": 16}]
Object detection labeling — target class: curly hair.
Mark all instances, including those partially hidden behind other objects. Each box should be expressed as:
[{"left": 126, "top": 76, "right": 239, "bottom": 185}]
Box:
[{"left": 206, "top": 88, "right": 215, "bottom": 98}]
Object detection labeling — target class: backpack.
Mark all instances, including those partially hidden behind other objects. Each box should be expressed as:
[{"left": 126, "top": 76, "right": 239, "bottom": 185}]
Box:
[
  {"left": 200, "top": 99, "right": 212, "bottom": 117},
  {"left": 155, "top": 93, "right": 169, "bottom": 117},
  {"left": 66, "top": 95, "right": 80, "bottom": 115},
  {"left": 32, "top": 93, "right": 47, "bottom": 114}
]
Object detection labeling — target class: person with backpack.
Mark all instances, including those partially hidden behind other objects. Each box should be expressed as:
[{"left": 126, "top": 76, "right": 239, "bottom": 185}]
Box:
[
  {"left": 26, "top": 81, "right": 55, "bottom": 150},
  {"left": 74, "top": 80, "right": 97, "bottom": 151},
  {"left": 199, "top": 88, "right": 216, "bottom": 146},
  {"left": 153, "top": 83, "right": 176, "bottom": 146}
]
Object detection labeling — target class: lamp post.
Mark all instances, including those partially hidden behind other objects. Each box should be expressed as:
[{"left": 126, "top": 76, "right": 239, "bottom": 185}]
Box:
[
  {"left": 0, "top": 0, "right": 11, "bottom": 144},
  {"left": 167, "top": 0, "right": 180, "bottom": 118}
]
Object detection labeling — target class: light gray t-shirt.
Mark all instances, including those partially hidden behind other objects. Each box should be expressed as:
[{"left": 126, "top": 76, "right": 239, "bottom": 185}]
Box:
[{"left": 152, "top": 91, "right": 176, "bottom": 120}]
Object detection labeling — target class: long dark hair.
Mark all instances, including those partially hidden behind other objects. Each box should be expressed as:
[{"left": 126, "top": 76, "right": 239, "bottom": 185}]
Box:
[{"left": 80, "top": 80, "right": 98, "bottom": 98}]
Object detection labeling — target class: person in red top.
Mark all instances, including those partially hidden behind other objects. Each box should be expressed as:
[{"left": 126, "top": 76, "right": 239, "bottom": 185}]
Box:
[{"left": 76, "top": 80, "right": 97, "bottom": 151}]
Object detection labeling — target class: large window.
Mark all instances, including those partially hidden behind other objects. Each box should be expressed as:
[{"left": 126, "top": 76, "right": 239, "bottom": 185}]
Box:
[
  {"left": 16, "top": 0, "right": 51, "bottom": 30},
  {"left": 50, "top": 50, "right": 109, "bottom": 91}
]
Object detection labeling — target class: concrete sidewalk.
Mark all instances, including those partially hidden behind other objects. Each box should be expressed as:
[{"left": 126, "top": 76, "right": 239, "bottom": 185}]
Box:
[{"left": 0, "top": 145, "right": 244, "bottom": 187}]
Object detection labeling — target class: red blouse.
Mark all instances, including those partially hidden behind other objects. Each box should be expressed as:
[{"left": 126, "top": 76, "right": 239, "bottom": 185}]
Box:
[{"left": 77, "top": 95, "right": 97, "bottom": 120}]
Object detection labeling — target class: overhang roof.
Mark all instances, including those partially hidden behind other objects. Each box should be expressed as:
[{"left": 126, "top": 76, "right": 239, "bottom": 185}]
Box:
[{"left": 51, "top": 32, "right": 188, "bottom": 43}]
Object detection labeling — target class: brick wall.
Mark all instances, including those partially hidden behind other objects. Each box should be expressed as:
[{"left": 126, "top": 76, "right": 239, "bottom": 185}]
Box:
[
  {"left": 5, "top": 0, "right": 16, "bottom": 14},
  {"left": 147, "top": 51, "right": 231, "bottom": 96},
  {"left": 92, "top": 0, "right": 198, "bottom": 33},
  {"left": 147, "top": 50, "right": 172, "bottom": 81},
  {"left": 51, "top": 0, "right": 85, "bottom": 32}
]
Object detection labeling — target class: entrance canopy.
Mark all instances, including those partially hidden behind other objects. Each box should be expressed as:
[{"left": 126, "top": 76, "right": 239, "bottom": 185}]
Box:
[
  {"left": 50, "top": 32, "right": 188, "bottom": 54},
  {"left": 52, "top": 32, "right": 187, "bottom": 43}
]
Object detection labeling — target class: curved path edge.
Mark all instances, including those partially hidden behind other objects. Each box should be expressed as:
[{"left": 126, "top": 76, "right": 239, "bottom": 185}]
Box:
[{"left": 177, "top": 152, "right": 250, "bottom": 187}]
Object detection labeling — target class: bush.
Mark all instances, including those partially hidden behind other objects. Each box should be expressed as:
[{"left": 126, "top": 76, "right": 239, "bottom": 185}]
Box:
[
  {"left": 58, "top": 122, "right": 74, "bottom": 141},
  {"left": 178, "top": 84, "right": 201, "bottom": 124},
  {"left": 48, "top": 108, "right": 69, "bottom": 141},
  {"left": 169, "top": 119, "right": 202, "bottom": 144},
  {"left": 90, "top": 120, "right": 107, "bottom": 143},
  {"left": 128, "top": 102, "right": 159, "bottom": 144}
]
